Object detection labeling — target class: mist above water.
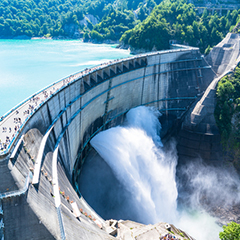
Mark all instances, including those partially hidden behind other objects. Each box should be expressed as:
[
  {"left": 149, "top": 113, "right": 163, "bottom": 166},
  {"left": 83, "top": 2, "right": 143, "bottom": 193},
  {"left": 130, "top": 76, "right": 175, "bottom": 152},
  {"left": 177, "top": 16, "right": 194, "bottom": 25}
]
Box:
[
  {"left": 80, "top": 106, "right": 240, "bottom": 240},
  {"left": 178, "top": 159, "right": 240, "bottom": 210},
  {"left": 91, "top": 106, "right": 178, "bottom": 224}
]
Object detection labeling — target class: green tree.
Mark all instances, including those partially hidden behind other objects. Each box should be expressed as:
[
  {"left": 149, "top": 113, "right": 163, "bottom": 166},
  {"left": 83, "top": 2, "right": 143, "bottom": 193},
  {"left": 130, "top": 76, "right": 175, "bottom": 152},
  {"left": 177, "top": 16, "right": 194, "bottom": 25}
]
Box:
[
  {"left": 204, "top": 45, "right": 211, "bottom": 55},
  {"left": 90, "top": 30, "right": 103, "bottom": 42},
  {"left": 215, "top": 68, "right": 240, "bottom": 144},
  {"left": 219, "top": 222, "right": 240, "bottom": 240}
]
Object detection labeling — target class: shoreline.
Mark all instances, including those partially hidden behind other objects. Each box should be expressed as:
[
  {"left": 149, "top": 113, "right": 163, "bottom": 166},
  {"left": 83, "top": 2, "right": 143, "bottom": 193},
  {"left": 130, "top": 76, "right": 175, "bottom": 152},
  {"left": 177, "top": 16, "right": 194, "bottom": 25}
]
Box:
[
  {"left": 0, "top": 35, "right": 142, "bottom": 53},
  {"left": 0, "top": 36, "right": 125, "bottom": 48}
]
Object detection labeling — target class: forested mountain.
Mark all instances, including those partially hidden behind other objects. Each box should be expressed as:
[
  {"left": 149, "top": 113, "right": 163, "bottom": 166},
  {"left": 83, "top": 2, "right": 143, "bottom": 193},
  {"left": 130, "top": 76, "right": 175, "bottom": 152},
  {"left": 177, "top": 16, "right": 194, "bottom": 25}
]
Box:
[
  {"left": 120, "top": 0, "right": 240, "bottom": 53},
  {"left": 0, "top": 0, "right": 112, "bottom": 38},
  {"left": 1, "top": 0, "right": 240, "bottom": 53},
  {"left": 0, "top": 0, "right": 157, "bottom": 39},
  {"left": 215, "top": 66, "right": 240, "bottom": 172}
]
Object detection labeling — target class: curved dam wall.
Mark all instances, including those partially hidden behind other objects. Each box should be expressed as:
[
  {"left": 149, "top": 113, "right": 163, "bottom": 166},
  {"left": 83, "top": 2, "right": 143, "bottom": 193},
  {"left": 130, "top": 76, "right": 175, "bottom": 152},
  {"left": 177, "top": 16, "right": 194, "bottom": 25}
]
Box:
[{"left": 0, "top": 47, "right": 214, "bottom": 239}]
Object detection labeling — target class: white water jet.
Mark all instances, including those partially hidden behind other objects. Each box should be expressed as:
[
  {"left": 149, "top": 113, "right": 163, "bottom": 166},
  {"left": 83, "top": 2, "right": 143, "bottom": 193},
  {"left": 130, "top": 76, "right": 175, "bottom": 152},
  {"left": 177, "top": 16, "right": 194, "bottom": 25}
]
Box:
[
  {"left": 90, "top": 106, "right": 235, "bottom": 239},
  {"left": 91, "top": 106, "right": 178, "bottom": 224}
]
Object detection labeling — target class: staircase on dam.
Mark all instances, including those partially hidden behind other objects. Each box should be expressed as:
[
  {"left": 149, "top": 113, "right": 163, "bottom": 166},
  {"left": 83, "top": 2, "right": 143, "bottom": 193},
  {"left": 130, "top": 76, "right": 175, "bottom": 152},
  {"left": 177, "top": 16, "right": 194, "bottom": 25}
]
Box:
[
  {"left": 0, "top": 34, "right": 235, "bottom": 239},
  {"left": 178, "top": 33, "right": 240, "bottom": 163}
]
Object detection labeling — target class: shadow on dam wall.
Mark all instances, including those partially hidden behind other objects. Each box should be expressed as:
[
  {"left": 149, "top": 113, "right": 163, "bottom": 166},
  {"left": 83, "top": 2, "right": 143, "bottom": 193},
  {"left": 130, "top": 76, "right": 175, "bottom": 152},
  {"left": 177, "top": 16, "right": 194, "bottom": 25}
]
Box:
[
  {"left": 0, "top": 45, "right": 219, "bottom": 239},
  {"left": 77, "top": 111, "right": 182, "bottom": 222}
]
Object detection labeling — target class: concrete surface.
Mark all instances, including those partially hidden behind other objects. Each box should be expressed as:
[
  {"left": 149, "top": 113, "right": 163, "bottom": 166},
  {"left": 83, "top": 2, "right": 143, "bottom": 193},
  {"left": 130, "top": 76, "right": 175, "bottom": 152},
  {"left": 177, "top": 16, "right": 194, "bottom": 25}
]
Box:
[
  {"left": 0, "top": 42, "right": 222, "bottom": 239},
  {"left": 179, "top": 33, "right": 240, "bottom": 164}
]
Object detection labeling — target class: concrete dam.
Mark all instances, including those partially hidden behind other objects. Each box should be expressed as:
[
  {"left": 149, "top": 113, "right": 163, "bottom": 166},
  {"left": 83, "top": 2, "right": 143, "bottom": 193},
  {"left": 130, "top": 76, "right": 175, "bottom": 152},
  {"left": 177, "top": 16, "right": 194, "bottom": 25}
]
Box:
[{"left": 0, "top": 33, "right": 239, "bottom": 239}]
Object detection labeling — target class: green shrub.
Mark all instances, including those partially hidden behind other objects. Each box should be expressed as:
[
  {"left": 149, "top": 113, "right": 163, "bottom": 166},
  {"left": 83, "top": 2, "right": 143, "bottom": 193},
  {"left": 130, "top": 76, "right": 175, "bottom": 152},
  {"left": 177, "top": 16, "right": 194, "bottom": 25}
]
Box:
[{"left": 219, "top": 222, "right": 240, "bottom": 240}]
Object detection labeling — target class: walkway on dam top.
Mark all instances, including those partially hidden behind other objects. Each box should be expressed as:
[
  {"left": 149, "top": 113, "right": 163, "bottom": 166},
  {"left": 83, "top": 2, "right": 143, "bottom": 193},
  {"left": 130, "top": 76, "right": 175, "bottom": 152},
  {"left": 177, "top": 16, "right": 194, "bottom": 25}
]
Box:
[
  {"left": 0, "top": 58, "right": 119, "bottom": 155},
  {"left": 0, "top": 46, "right": 197, "bottom": 156},
  {"left": 0, "top": 54, "right": 138, "bottom": 155}
]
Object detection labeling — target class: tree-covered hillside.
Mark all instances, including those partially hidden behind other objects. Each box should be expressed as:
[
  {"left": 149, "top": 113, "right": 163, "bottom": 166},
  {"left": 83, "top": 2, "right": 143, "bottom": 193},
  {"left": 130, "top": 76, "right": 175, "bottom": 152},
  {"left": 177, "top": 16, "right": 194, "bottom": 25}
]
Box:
[
  {"left": 0, "top": 0, "right": 112, "bottom": 38},
  {"left": 1, "top": 0, "right": 240, "bottom": 53},
  {"left": 215, "top": 67, "right": 240, "bottom": 142},
  {"left": 215, "top": 66, "right": 240, "bottom": 171},
  {"left": 82, "top": 0, "right": 161, "bottom": 43},
  {"left": 120, "top": 0, "right": 240, "bottom": 52},
  {"left": 0, "top": 0, "right": 157, "bottom": 39}
]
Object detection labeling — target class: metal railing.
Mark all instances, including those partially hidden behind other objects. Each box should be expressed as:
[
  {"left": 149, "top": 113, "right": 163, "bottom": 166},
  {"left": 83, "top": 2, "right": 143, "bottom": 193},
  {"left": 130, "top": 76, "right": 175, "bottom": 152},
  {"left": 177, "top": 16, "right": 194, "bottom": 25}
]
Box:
[
  {"left": 0, "top": 47, "right": 198, "bottom": 158},
  {"left": 0, "top": 172, "right": 32, "bottom": 200},
  {"left": 56, "top": 207, "right": 66, "bottom": 240}
]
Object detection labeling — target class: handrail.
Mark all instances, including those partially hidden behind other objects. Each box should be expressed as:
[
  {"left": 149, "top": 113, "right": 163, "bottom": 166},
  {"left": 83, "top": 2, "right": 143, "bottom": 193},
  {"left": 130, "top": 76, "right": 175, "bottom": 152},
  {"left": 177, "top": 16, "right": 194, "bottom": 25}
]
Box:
[
  {"left": 10, "top": 135, "right": 24, "bottom": 160},
  {"left": 56, "top": 207, "right": 66, "bottom": 240},
  {"left": 0, "top": 172, "right": 32, "bottom": 200},
  {"left": 0, "top": 46, "right": 196, "bottom": 122},
  {"left": 170, "top": 43, "right": 199, "bottom": 50},
  {"left": 52, "top": 145, "right": 66, "bottom": 240},
  {"left": 0, "top": 47, "right": 198, "bottom": 158},
  {"left": 0, "top": 76, "right": 68, "bottom": 121},
  {"left": 0, "top": 101, "right": 46, "bottom": 156},
  {"left": 32, "top": 124, "right": 55, "bottom": 184}
]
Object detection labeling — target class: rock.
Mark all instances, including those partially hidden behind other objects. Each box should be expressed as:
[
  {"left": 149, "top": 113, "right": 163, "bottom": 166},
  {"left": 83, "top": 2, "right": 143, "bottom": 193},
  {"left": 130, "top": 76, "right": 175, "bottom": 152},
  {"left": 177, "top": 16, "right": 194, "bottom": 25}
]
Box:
[{"left": 105, "top": 219, "right": 195, "bottom": 240}]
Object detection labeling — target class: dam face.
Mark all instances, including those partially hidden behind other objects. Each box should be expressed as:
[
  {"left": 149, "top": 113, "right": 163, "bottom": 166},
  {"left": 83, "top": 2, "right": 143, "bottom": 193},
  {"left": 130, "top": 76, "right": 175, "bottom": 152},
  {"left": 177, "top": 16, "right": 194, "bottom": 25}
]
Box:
[{"left": 0, "top": 46, "right": 215, "bottom": 239}]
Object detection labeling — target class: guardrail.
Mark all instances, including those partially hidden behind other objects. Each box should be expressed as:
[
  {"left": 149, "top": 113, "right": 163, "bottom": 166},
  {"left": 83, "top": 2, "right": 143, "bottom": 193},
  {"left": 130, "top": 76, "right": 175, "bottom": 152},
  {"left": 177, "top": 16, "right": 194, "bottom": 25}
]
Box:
[
  {"left": 0, "top": 46, "right": 197, "bottom": 122},
  {"left": 0, "top": 46, "right": 199, "bottom": 158},
  {"left": 0, "top": 100, "right": 46, "bottom": 156},
  {"left": 0, "top": 172, "right": 32, "bottom": 200},
  {"left": 57, "top": 207, "right": 66, "bottom": 240}
]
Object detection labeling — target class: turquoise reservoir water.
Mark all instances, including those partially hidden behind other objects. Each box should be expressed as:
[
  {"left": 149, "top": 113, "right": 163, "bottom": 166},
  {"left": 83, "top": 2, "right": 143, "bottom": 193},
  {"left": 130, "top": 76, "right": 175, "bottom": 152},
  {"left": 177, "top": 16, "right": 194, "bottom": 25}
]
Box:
[{"left": 0, "top": 39, "right": 130, "bottom": 117}]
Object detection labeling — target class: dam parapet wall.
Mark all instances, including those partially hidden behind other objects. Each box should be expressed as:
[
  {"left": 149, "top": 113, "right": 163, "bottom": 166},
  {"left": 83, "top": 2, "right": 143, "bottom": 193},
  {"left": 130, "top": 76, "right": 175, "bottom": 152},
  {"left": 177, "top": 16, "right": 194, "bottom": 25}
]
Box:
[
  {"left": 0, "top": 46, "right": 209, "bottom": 170},
  {"left": 0, "top": 46, "right": 214, "bottom": 239}
]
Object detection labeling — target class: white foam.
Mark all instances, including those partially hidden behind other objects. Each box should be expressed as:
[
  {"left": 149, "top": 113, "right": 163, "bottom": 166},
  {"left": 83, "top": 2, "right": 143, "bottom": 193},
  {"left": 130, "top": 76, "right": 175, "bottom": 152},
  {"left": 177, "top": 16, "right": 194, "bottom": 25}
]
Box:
[
  {"left": 91, "top": 106, "right": 178, "bottom": 224},
  {"left": 90, "top": 106, "right": 231, "bottom": 240}
]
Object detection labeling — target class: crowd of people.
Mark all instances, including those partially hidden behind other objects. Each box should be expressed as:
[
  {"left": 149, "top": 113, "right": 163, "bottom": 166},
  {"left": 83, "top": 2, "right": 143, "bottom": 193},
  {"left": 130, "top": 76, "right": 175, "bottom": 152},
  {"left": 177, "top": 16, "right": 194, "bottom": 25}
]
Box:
[
  {"left": 0, "top": 58, "right": 129, "bottom": 153},
  {"left": 160, "top": 233, "right": 181, "bottom": 240},
  {"left": 0, "top": 66, "right": 85, "bottom": 152},
  {"left": 0, "top": 116, "right": 22, "bottom": 151}
]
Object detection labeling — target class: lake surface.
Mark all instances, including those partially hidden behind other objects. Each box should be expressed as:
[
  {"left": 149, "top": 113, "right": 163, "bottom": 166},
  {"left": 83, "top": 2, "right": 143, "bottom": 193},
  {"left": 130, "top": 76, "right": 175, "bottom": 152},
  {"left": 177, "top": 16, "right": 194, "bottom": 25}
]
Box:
[{"left": 0, "top": 39, "right": 130, "bottom": 117}]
